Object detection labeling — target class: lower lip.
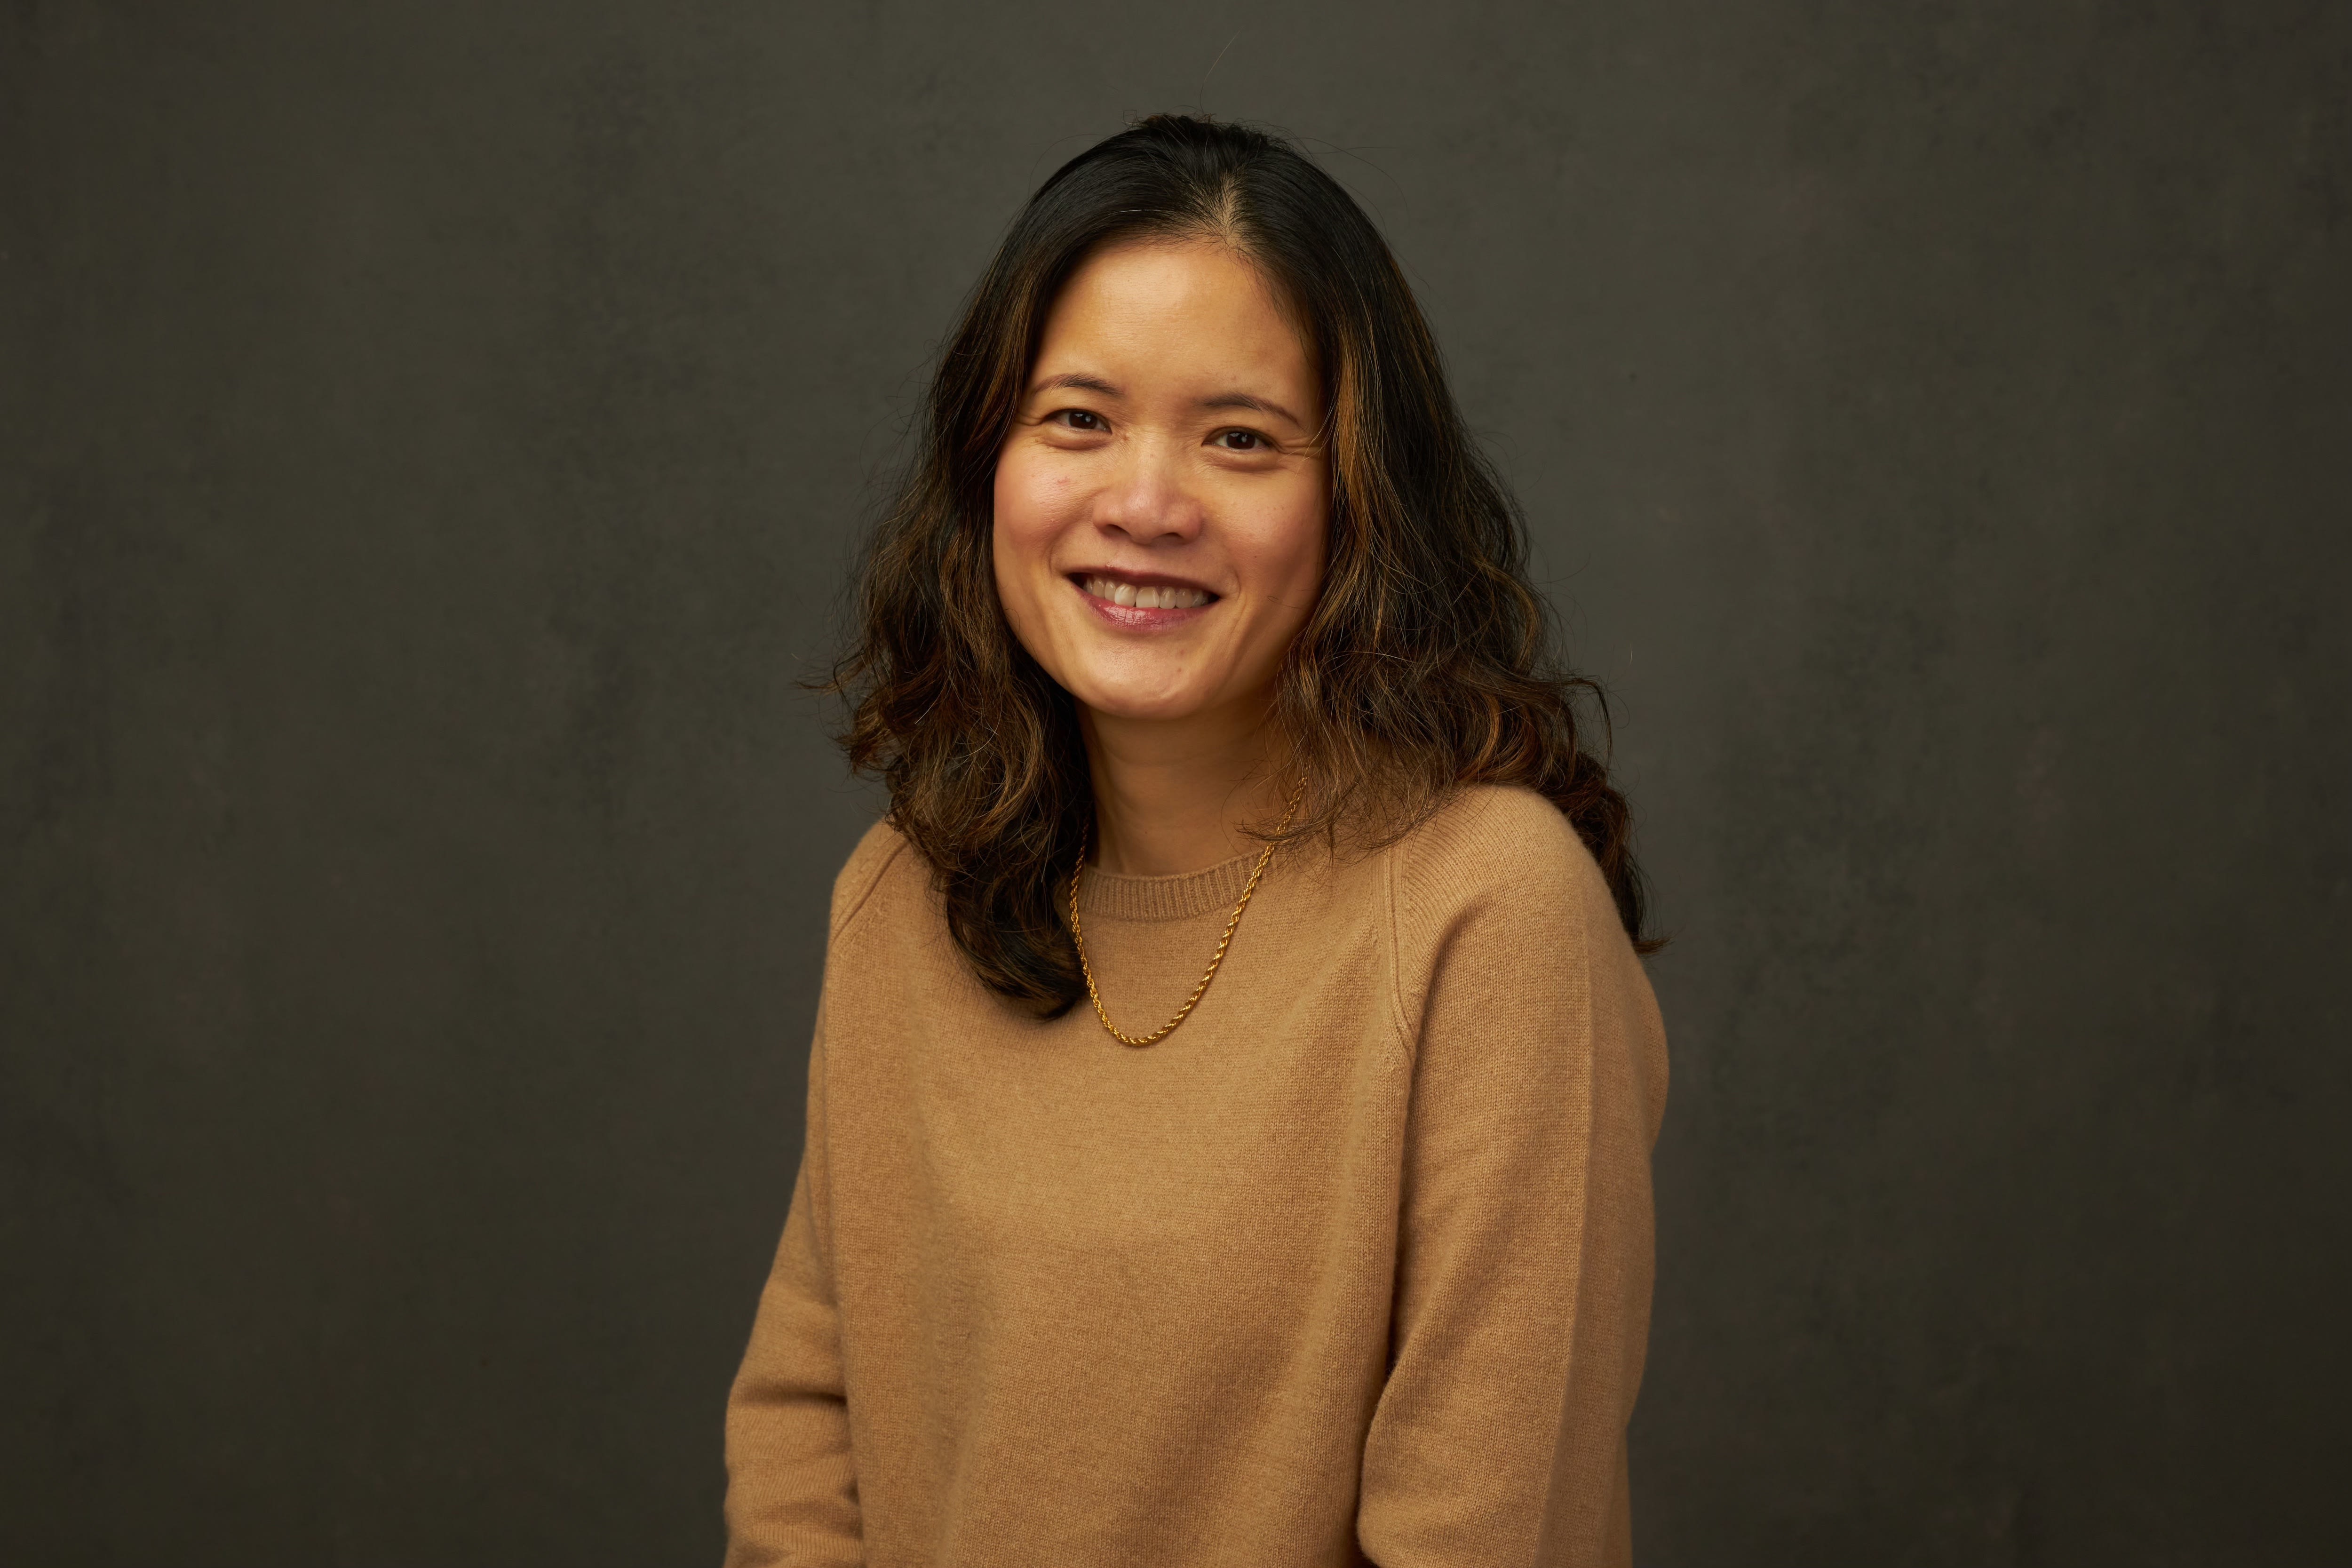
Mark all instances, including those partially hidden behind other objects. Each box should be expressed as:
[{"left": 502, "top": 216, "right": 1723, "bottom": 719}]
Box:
[{"left": 1074, "top": 580, "right": 1216, "bottom": 629}]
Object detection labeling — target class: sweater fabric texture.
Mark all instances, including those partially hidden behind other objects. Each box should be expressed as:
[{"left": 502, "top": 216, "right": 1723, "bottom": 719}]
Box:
[{"left": 723, "top": 783, "right": 1669, "bottom": 1567}]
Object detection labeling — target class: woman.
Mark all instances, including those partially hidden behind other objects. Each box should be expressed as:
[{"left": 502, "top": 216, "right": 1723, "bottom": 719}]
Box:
[{"left": 724, "top": 115, "right": 1668, "bottom": 1568}]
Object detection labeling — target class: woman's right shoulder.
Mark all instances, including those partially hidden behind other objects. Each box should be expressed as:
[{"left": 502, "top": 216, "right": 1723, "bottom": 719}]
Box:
[{"left": 828, "top": 816, "right": 918, "bottom": 941}]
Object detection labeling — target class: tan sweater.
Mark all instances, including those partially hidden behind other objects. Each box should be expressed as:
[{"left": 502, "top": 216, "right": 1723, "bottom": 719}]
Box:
[{"left": 723, "top": 784, "right": 1669, "bottom": 1567}]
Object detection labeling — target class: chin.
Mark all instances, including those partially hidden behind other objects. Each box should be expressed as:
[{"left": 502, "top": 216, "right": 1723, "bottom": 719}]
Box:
[{"left": 1068, "top": 678, "right": 1208, "bottom": 724}]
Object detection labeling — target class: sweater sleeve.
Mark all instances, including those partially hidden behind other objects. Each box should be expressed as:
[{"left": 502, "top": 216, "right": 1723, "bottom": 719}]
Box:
[
  {"left": 722, "top": 821, "right": 903, "bottom": 1564},
  {"left": 1357, "top": 794, "right": 1665, "bottom": 1568},
  {"left": 721, "top": 1009, "right": 863, "bottom": 1567}
]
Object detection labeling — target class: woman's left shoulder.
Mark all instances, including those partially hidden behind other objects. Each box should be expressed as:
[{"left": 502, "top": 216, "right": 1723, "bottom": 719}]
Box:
[
  {"left": 1389, "top": 783, "right": 1611, "bottom": 920},
  {"left": 1386, "top": 786, "right": 1666, "bottom": 1108}
]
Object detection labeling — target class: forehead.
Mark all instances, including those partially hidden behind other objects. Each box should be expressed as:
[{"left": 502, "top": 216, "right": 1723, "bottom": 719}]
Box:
[{"left": 1033, "top": 239, "right": 1315, "bottom": 395}]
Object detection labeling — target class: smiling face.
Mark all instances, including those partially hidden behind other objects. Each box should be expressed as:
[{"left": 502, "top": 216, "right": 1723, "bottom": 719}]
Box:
[{"left": 991, "top": 239, "right": 1329, "bottom": 736}]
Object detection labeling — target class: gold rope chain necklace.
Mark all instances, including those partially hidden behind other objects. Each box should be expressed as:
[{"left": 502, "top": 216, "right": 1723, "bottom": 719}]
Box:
[{"left": 1069, "top": 777, "right": 1307, "bottom": 1048}]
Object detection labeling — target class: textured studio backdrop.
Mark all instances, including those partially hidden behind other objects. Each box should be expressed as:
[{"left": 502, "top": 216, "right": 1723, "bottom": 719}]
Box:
[{"left": 5, "top": 2, "right": 2348, "bottom": 1564}]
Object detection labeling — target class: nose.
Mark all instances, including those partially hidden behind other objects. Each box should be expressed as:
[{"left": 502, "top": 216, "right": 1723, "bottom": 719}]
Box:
[{"left": 1092, "top": 433, "right": 1206, "bottom": 546}]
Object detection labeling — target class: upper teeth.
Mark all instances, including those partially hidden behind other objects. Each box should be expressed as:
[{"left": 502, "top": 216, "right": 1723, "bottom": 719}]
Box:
[{"left": 1083, "top": 576, "right": 1212, "bottom": 610}]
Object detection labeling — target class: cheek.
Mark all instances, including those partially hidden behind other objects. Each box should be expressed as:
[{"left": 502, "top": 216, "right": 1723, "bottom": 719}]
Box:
[
  {"left": 992, "top": 446, "right": 1073, "bottom": 576},
  {"left": 990, "top": 450, "right": 1065, "bottom": 655},
  {"left": 1249, "top": 479, "right": 1330, "bottom": 621}
]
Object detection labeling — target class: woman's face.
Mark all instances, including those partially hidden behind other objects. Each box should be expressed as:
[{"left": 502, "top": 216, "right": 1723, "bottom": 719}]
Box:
[{"left": 992, "top": 239, "right": 1328, "bottom": 732}]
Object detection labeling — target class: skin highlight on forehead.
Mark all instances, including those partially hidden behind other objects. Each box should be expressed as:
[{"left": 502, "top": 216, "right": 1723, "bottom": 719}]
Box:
[{"left": 1026, "top": 239, "right": 1321, "bottom": 439}]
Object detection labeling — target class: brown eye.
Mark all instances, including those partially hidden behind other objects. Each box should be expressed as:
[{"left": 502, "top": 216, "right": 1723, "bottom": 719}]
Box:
[
  {"left": 1058, "top": 409, "right": 1106, "bottom": 432},
  {"left": 1215, "top": 429, "right": 1264, "bottom": 451}
]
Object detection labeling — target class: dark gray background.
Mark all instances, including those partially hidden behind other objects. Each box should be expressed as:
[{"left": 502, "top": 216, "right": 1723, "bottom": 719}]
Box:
[{"left": 6, "top": 1, "right": 2347, "bottom": 1563}]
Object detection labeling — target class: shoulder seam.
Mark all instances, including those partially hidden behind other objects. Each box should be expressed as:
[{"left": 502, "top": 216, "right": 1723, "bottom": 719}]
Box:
[
  {"left": 830, "top": 828, "right": 909, "bottom": 943},
  {"left": 1382, "top": 836, "right": 1414, "bottom": 1070},
  {"left": 1383, "top": 784, "right": 1571, "bottom": 1072}
]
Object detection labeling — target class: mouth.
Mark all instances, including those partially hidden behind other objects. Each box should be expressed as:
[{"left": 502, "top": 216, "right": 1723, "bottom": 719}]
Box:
[
  {"left": 1070, "top": 570, "right": 1218, "bottom": 621},
  {"left": 1073, "top": 571, "right": 1217, "bottom": 610}
]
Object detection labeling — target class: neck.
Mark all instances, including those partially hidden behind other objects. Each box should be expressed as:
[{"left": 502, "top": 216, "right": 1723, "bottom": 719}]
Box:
[{"left": 1080, "top": 696, "right": 1289, "bottom": 878}]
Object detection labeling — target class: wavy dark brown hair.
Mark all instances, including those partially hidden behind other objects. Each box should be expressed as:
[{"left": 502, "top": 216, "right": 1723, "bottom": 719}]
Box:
[{"left": 832, "top": 114, "right": 1657, "bottom": 1013}]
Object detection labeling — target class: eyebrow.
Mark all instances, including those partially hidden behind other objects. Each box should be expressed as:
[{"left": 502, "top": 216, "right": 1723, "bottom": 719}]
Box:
[
  {"left": 1031, "top": 372, "right": 1121, "bottom": 398},
  {"left": 1199, "top": 391, "right": 1306, "bottom": 428},
  {"left": 1028, "top": 373, "right": 1306, "bottom": 430}
]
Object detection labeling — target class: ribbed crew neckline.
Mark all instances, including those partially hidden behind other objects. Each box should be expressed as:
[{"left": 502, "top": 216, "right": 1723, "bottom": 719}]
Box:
[{"left": 1074, "top": 848, "right": 1262, "bottom": 922}]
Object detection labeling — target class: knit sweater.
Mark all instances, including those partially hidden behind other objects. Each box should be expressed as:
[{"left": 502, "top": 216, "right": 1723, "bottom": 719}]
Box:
[{"left": 722, "top": 784, "right": 1669, "bottom": 1567}]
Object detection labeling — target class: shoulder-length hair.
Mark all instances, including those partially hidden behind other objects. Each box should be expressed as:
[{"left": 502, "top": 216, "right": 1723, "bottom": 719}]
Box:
[{"left": 832, "top": 114, "right": 1656, "bottom": 1013}]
